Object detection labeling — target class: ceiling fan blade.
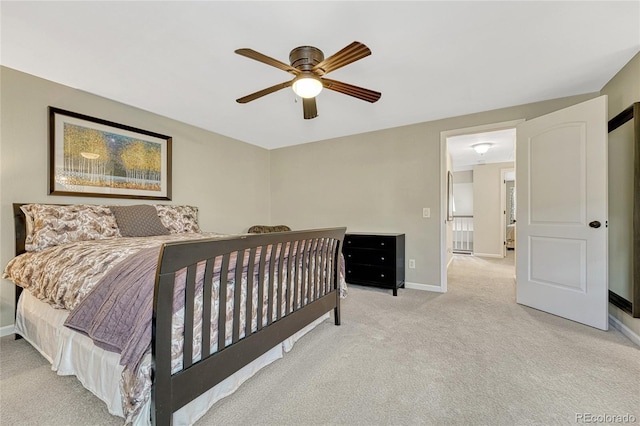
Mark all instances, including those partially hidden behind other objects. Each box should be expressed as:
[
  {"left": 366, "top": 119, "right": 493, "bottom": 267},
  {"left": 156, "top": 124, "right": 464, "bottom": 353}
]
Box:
[
  {"left": 303, "top": 97, "right": 318, "bottom": 120},
  {"left": 312, "top": 42, "right": 371, "bottom": 76},
  {"left": 321, "top": 78, "right": 381, "bottom": 103},
  {"left": 236, "top": 81, "right": 293, "bottom": 104},
  {"left": 235, "top": 48, "right": 300, "bottom": 75}
]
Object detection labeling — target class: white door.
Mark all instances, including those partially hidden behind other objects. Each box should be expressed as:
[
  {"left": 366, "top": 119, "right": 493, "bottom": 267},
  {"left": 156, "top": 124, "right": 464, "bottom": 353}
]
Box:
[{"left": 516, "top": 96, "right": 608, "bottom": 330}]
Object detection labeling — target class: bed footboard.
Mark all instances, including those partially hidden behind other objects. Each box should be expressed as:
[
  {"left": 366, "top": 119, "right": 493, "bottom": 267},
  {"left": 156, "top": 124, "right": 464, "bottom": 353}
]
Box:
[{"left": 151, "top": 227, "right": 346, "bottom": 425}]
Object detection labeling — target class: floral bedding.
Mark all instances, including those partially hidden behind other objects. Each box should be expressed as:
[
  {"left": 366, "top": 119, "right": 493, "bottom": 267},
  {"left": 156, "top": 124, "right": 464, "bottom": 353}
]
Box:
[{"left": 4, "top": 232, "right": 224, "bottom": 311}]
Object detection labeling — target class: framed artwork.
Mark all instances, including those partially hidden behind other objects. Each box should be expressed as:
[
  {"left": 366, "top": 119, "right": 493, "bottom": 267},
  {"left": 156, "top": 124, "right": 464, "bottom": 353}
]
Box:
[
  {"left": 49, "top": 107, "right": 172, "bottom": 200},
  {"left": 447, "top": 171, "right": 454, "bottom": 221}
]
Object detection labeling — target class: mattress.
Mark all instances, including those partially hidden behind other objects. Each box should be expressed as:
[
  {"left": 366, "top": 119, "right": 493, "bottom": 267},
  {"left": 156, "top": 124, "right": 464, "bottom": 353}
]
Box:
[{"left": 15, "top": 289, "right": 329, "bottom": 425}]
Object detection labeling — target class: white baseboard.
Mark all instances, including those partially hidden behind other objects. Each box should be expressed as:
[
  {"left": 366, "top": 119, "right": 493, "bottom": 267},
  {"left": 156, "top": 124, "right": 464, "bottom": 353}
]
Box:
[
  {"left": 405, "top": 282, "right": 445, "bottom": 293},
  {"left": 0, "top": 324, "right": 15, "bottom": 337},
  {"left": 473, "top": 252, "right": 503, "bottom": 259},
  {"left": 608, "top": 314, "right": 640, "bottom": 347}
]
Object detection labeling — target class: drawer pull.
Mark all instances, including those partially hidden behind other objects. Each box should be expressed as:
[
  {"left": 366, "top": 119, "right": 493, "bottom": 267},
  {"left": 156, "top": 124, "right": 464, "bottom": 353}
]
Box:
[
  {"left": 380, "top": 242, "right": 385, "bottom": 246},
  {"left": 380, "top": 274, "right": 385, "bottom": 278},
  {"left": 381, "top": 257, "right": 385, "bottom": 261},
  {"left": 348, "top": 254, "right": 352, "bottom": 258}
]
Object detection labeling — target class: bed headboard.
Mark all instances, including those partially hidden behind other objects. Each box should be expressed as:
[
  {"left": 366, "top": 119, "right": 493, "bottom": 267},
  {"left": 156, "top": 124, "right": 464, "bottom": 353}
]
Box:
[
  {"left": 12, "top": 203, "right": 29, "bottom": 325},
  {"left": 13, "top": 203, "right": 27, "bottom": 257}
]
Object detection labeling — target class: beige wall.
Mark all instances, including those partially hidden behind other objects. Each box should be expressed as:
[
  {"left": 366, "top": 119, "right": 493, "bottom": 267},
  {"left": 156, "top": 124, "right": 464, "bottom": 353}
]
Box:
[
  {"left": 452, "top": 170, "right": 473, "bottom": 216},
  {"left": 608, "top": 121, "right": 634, "bottom": 300},
  {"left": 473, "top": 162, "right": 513, "bottom": 257},
  {"left": 452, "top": 183, "right": 473, "bottom": 216},
  {"left": 602, "top": 52, "right": 640, "bottom": 121},
  {"left": 3, "top": 60, "right": 626, "bottom": 330},
  {"left": 270, "top": 93, "right": 597, "bottom": 287},
  {"left": 600, "top": 52, "right": 640, "bottom": 337},
  {"left": 453, "top": 170, "right": 473, "bottom": 184},
  {"left": 0, "top": 67, "right": 271, "bottom": 328}
]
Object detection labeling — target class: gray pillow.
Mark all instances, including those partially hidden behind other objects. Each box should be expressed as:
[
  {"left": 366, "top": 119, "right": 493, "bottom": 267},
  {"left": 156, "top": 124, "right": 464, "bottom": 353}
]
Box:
[{"left": 110, "top": 205, "right": 170, "bottom": 237}]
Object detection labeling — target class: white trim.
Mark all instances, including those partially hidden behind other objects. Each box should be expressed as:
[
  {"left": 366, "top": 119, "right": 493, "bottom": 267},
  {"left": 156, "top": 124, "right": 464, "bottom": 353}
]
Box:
[
  {"left": 441, "top": 120, "right": 526, "bottom": 140},
  {"left": 440, "top": 133, "right": 449, "bottom": 293},
  {"left": 473, "top": 252, "right": 503, "bottom": 259},
  {"left": 500, "top": 167, "right": 515, "bottom": 258},
  {"left": 0, "top": 324, "right": 15, "bottom": 337},
  {"left": 447, "top": 254, "right": 454, "bottom": 269},
  {"left": 440, "top": 119, "right": 525, "bottom": 293},
  {"left": 405, "top": 282, "right": 445, "bottom": 293},
  {"left": 608, "top": 314, "right": 640, "bottom": 347}
]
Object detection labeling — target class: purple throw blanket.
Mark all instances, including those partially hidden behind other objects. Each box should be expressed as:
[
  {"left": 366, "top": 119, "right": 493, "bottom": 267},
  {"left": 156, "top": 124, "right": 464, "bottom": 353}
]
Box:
[
  {"left": 63, "top": 242, "right": 280, "bottom": 371},
  {"left": 64, "top": 247, "right": 165, "bottom": 371},
  {"left": 64, "top": 245, "right": 248, "bottom": 371},
  {"left": 64, "top": 241, "right": 341, "bottom": 372}
]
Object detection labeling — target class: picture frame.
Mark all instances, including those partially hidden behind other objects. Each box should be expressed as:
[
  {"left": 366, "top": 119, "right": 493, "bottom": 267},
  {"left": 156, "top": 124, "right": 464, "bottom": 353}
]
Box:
[
  {"left": 447, "top": 170, "right": 454, "bottom": 221},
  {"left": 49, "top": 107, "right": 172, "bottom": 200}
]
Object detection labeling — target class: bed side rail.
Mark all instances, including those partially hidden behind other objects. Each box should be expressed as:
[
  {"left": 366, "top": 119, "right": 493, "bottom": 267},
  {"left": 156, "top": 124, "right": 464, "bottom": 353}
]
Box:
[{"left": 151, "top": 227, "right": 345, "bottom": 426}]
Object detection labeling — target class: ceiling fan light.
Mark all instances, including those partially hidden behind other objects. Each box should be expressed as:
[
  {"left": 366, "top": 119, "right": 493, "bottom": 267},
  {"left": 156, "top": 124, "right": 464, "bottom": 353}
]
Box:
[
  {"left": 472, "top": 143, "right": 492, "bottom": 154},
  {"left": 292, "top": 76, "right": 323, "bottom": 98}
]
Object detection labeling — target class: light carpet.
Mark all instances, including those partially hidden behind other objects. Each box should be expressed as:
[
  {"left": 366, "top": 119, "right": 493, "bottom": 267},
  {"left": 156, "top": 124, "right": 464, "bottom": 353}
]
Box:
[{"left": 1, "top": 253, "right": 638, "bottom": 425}]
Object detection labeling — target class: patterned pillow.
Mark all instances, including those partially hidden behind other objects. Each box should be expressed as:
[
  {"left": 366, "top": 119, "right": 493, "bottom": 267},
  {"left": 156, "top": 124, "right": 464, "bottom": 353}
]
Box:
[
  {"left": 21, "top": 204, "right": 121, "bottom": 252},
  {"left": 110, "top": 205, "right": 170, "bottom": 237},
  {"left": 154, "top": 205, "right": 201, "bottom": 233}
]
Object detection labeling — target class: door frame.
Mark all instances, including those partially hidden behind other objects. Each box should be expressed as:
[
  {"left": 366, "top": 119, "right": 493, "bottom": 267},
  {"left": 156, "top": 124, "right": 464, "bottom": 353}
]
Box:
[
  {"left": 501, "top": 168, "right": 515, "bottom": 257},
  {"left": 440, "top": 119, "right": 524, "bottom": 292}
]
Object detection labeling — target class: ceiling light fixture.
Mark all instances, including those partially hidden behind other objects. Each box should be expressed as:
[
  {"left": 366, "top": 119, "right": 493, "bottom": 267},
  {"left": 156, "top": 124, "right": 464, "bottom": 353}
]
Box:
[
  {"left": 472, "top": 143, "right": 493, "bottom": 155},
  {"left": 292, "top": 73, "right": 323, "bottom": 98}
]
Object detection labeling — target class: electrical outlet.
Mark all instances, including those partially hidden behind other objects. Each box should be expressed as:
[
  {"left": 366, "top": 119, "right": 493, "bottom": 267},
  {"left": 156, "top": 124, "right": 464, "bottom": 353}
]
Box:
[
  {"left": 409, "top": 259, "right": 416, "bottom": 269},
  {"left": 422, "top": 207, "right": 430, "bottom": 218}
]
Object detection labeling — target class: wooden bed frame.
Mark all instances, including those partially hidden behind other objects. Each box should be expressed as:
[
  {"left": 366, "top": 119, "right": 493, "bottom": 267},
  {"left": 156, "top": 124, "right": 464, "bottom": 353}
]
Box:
[{"left": 12, "top": 204, "right": 346, "bottom": 425}]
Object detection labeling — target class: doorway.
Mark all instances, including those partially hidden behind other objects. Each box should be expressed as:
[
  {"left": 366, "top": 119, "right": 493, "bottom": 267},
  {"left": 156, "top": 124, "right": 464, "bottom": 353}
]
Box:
[
  {"left": 440, "top": 97, "right": 609, "bottom": 331},
  {"left": 439, "top": 120, "right": 522, "bottom": 293},
  {"left": 502, "top": 168, "right": 516, "bottom": 258}
]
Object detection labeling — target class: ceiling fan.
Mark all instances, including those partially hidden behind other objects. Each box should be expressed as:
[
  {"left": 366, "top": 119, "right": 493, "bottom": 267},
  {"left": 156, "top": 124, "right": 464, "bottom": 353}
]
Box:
[{"left": 235, "top": 41, "right": 381, "bottom": 119}]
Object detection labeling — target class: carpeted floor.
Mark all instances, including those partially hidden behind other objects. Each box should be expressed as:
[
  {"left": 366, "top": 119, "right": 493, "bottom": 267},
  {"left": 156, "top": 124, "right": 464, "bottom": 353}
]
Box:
[{"left": 1, "top": 253, "right": 638, "bottom": 425}]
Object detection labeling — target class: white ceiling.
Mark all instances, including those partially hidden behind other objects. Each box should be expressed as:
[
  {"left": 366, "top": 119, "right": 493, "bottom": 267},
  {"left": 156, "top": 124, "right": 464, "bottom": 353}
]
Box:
[
  {"left": 448, "top": 128, "right": 516, "bottom": 171},
  {"left": 1, "top": 1, "right": 639, "bottom": 150}
]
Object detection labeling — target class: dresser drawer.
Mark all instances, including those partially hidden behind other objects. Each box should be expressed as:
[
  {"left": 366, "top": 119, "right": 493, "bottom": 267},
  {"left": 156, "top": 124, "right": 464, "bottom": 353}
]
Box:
[
  {"left": 343, "top": 247, "right": 395, "bottom": 267},
  {"left": 345, "top": 265, "right": 396, "bottom": 286},
  {"left": 344, "top": 234, "right": 395, "bottom": 250},
  {"left": 343, "top": 233, "right": 405, "bottom": 296}
]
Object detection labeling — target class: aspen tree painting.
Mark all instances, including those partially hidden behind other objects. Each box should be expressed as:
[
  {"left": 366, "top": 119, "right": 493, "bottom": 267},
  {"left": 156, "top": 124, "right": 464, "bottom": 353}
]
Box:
[{"left": 49, "top": 107, "right": 172, "bottom": 200}]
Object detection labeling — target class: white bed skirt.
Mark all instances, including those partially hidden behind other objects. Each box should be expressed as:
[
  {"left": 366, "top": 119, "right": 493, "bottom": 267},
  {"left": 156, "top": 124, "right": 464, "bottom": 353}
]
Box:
[{"left": 15, "top": 290, "right": 330, "bottom": 425}]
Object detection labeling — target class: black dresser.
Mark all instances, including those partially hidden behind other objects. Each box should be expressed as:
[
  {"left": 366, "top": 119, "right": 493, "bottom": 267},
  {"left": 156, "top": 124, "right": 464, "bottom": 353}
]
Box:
[{"left": 343, "top": 233, "right": 405, "bottom": 296}]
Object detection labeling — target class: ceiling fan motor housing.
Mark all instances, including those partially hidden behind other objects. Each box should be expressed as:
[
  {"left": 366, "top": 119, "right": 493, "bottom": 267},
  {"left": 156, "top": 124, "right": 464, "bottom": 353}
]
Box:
[{"left": 289, "top": 46, "right": 324, "bottom": 71}]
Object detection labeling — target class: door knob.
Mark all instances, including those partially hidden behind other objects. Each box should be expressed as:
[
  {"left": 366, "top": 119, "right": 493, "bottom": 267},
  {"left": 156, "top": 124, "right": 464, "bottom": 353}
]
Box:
[{"left": 589, "top": 221, "right": 601, "bottom": 229}]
